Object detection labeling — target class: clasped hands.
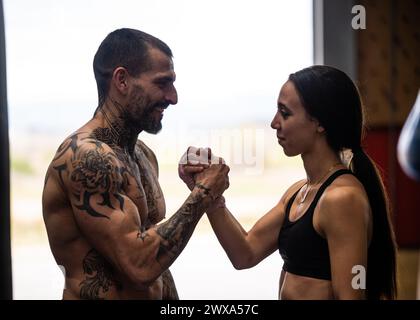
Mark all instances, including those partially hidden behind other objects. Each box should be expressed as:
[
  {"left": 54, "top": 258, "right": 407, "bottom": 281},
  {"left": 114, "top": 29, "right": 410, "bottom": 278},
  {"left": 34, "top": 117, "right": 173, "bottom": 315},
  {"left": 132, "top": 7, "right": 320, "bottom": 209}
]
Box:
[{"left": 178, "top": 146, "right": 229, "bottom": 212}]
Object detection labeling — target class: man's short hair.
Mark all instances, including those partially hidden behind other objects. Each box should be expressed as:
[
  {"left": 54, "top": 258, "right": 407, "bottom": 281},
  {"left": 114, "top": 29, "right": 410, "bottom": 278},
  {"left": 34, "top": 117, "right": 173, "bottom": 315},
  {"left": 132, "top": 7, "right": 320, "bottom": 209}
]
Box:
[{"left": 93, "top": 28, "right": 173, "bottom": 109}]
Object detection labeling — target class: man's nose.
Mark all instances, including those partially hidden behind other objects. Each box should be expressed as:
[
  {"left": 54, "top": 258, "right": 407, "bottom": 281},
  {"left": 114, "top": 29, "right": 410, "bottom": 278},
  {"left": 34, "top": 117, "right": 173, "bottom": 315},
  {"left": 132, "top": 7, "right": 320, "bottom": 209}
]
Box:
[{"left": 166, "top": 86, "right": 178, "bottom": 105}]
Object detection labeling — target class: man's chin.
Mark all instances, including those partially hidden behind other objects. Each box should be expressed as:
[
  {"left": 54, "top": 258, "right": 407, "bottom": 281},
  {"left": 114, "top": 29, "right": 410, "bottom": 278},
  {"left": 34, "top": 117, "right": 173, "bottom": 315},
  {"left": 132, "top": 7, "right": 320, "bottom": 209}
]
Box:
[
  {"left": 143, "top": 122, "right": 162, "bottom": 134},
  {"left": 144, "top": 128, "right": 162, "bottom": 134}
]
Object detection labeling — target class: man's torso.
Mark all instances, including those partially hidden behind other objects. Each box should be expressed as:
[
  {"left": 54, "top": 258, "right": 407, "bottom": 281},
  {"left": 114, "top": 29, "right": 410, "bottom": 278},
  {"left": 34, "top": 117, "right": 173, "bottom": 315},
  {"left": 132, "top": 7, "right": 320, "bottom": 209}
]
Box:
[{"left": 42, "top": 127, "right": 166, "bottom": 299}]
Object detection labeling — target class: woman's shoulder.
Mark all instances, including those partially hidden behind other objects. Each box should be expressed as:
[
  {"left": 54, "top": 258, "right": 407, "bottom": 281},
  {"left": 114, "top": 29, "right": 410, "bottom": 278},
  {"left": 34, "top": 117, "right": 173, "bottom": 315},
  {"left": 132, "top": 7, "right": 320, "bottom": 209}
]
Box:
[
  {"left": 324, "top": 172, "right": 367, "bottom": 201},
  {"left": 318, "top": 173, "right": 371, "bottom": 231},
  {"left": 323, "top": 172, "right": 369, "bottom": 208}
]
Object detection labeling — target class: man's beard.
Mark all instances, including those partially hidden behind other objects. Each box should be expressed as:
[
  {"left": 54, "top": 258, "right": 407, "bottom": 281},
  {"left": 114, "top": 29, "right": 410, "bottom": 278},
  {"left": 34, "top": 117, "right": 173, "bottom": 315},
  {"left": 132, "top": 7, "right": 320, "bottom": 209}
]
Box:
[
  {"left": 140, "top": 105, "right": 163, "bottom": 134},
  {"left": 128, "top": 85, "right": 165, "bottom": 134}
]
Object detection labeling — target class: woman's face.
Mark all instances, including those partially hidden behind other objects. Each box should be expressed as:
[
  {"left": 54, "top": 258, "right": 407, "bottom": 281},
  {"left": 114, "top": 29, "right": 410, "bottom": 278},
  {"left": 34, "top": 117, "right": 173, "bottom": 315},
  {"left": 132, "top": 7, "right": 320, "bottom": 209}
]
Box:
[{"left": 271, "top": 81, "right": 321, "bottom": 157}]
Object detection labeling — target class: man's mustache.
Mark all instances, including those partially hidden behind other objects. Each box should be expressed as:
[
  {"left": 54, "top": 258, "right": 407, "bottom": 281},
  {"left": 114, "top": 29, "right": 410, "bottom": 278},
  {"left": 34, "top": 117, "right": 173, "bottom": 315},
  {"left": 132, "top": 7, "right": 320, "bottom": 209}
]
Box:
[
  {"left": 146, "top": 102, "right": 169, "bottom": 112},
  {"left": 153, "top": 102, "right": 169, "bottom": 110}
]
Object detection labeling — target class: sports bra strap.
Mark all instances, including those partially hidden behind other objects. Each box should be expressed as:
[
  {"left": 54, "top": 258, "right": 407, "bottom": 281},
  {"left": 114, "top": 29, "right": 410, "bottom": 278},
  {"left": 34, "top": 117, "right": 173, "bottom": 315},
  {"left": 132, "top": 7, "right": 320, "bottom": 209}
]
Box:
[{"left": 308, "top": 169, "right": 354, "bottom": 212}]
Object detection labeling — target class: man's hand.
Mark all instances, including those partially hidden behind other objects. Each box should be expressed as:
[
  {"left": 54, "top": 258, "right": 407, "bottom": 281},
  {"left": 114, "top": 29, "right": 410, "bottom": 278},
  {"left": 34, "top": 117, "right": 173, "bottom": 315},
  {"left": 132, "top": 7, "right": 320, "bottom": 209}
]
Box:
[
  {"left": 178, "top": 147, "right": 224, "bottom": 190},
  {"left": 194, "top": 162, "right": 230, "bottom": 201},
  {"left": 178, "top": 147, "right": 228, "bottom": 213},
  {"left": 178, "top": 147, "right": 230, "bottom": 200}
]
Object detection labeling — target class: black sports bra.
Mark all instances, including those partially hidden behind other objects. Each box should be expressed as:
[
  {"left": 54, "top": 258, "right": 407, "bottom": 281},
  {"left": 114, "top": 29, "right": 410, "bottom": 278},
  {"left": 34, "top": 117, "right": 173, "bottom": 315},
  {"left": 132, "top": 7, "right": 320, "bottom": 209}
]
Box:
[{"left": 278, "top": 169, "right": 354, "bottom": 280}]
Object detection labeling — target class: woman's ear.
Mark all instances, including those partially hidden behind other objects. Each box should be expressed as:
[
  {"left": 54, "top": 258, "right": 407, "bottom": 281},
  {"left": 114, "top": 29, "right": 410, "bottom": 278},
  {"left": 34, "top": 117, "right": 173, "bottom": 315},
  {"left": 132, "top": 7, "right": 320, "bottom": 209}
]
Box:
[
  {"left": 310, "top": 116, "right": 325, "bottom": 134},
  {"left": 317, "top": 124, "right": 326, "bottom": 133},
  {"left": 111, "top": 67, "right": 130, "bottom": 96}
]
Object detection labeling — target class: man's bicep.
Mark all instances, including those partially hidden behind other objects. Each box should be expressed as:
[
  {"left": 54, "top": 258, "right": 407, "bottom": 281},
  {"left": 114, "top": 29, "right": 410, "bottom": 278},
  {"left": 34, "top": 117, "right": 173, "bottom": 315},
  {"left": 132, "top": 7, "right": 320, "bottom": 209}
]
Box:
[
  {"left": 71, "top": 192, "right": 141, "bottom": 260},
  {"left": 71, "top": 191, "right": 140, "bottom": 235},
  {"left": 65, "top": 143, "right": 146, "bottom": 268},
  {"left": 68, "top": 176, "right": 164, "bottom": 287}
]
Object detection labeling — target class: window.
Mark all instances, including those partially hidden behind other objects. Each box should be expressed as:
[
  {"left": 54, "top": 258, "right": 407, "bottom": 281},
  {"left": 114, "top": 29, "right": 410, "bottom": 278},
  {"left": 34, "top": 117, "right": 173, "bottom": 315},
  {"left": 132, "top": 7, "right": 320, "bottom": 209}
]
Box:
[{"left": 5, "top": 0, "right": 312, "bottom": 299}]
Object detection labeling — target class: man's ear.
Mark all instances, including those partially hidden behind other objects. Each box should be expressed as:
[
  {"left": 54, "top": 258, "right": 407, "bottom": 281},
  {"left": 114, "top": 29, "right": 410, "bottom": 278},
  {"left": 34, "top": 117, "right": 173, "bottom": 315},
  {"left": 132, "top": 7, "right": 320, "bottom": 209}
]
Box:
[{"left": 111, "top": 67, "right": 130, "bottom": 95}]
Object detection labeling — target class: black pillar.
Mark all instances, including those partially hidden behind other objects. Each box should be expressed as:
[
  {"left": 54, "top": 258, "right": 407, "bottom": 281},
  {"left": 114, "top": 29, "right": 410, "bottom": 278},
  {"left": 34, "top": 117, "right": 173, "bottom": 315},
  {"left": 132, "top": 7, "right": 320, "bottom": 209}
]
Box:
[
  {"left": 313, "top": 0, "right": 357, "bottom": 80},
  {"left": 0, "top": 0, "right": 13, "bottom": 300}
]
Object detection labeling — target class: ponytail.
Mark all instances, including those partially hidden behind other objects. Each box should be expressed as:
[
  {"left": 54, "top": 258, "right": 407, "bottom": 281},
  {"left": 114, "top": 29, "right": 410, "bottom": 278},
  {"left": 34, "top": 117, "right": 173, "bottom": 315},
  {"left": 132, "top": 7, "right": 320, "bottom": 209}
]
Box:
[{"left": 351, "top": 148, "right": 397, "bottom": 299}]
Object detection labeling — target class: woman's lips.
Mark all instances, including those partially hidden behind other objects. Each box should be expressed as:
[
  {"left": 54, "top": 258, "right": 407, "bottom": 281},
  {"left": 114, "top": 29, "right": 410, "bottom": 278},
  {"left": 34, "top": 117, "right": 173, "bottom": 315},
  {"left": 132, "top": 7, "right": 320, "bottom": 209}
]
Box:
[{"left": 277, "top": 135, "right": 285, "bottom": 141}]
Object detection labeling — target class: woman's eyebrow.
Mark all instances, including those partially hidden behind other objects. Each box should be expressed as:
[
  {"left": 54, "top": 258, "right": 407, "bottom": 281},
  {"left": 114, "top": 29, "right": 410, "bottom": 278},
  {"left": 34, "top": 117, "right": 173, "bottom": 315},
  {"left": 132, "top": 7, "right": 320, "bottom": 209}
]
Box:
[{"left": 277, "top": 101, "right": 289, "bottom": 109}]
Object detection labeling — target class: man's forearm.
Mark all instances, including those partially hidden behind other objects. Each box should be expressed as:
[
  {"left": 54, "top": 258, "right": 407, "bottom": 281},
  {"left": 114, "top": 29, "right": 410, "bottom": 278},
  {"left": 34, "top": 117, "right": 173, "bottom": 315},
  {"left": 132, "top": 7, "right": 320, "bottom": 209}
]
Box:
[{"left": 155, "top": 184, "right": 211, "bottom": 267}]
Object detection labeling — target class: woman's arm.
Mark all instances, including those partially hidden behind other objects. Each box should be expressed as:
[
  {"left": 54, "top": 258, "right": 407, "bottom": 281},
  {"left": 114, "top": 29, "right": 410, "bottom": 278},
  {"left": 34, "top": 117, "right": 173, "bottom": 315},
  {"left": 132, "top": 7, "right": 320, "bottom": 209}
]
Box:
[
  {"left": 319, "top": 186, "right": 371, "bottom": 299},
  {"left": 206, "top": 201, "right": 285, "bottom": 269}
]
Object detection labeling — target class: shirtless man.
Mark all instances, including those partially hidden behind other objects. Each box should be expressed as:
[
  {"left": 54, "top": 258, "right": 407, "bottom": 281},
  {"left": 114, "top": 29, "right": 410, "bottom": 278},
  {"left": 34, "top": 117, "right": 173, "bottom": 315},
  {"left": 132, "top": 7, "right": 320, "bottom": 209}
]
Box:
[{"left": 42, "top": 28, "right": 229, "bottom": 300}]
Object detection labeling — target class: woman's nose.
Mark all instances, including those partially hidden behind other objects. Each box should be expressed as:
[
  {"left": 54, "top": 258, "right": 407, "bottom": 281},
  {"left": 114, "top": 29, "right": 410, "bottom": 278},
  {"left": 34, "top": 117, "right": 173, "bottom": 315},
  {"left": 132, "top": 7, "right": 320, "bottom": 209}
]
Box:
[{"left": 271, "top": 112, "right": 281, "bottom": 130}]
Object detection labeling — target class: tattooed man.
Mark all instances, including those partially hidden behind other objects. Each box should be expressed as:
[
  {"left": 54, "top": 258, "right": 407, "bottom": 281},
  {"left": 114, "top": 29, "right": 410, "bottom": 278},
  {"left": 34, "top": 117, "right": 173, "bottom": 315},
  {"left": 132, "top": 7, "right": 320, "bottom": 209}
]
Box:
[{"left": 42, "top": 28, "right": 229, "bottom": 299}]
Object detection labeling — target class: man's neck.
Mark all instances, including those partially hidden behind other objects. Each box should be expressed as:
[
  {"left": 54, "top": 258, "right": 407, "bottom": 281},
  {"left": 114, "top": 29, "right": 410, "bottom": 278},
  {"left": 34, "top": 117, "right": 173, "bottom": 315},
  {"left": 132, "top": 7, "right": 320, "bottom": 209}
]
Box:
[{"left": 92, "top": 98, "right": 140, "bottom": 155}]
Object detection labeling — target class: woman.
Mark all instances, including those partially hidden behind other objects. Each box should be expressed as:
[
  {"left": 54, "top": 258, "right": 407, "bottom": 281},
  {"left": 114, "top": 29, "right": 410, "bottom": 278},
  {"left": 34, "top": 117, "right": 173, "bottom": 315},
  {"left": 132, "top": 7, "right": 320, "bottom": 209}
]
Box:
[{"left": 179, "top": 65, "right": 397, "bottom": 299}]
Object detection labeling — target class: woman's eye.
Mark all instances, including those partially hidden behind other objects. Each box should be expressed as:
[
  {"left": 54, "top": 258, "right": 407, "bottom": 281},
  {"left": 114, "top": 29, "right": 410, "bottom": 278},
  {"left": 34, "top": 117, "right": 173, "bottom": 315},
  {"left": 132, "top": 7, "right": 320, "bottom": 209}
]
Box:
[{"left": 279, "top": 108, "right": 290, "bottom": 118}]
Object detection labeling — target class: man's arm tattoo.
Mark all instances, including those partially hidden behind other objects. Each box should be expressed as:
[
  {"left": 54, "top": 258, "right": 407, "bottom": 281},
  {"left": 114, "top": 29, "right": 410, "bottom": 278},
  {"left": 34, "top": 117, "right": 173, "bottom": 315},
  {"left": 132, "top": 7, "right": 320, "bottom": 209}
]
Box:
[
  {"left": 52, "top": 134, "right": 131, "bottom": 219},
  {"left": 70, "top": 146, "right": 127, "bottom": 219},
  {"left": 156, "top": 188, "right": 209, "bottom": 262},
  {"left": 162, "top": 269, "right": 179, "bottom": 300}
]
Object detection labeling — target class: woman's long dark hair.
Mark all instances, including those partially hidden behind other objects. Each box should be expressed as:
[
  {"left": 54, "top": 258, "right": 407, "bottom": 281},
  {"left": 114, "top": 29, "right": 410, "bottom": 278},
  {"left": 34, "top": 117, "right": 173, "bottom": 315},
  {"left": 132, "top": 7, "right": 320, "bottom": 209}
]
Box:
[{"left": 289, "top": 65, "right": 397, "bottom": 299}]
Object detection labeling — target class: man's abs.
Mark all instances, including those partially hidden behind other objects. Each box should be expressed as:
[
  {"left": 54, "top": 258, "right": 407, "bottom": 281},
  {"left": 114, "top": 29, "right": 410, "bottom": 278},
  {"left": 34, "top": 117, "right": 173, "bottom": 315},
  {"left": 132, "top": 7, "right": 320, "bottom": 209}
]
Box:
[{"left": 62, "top": 247, "right": 163, "bottom": 300}]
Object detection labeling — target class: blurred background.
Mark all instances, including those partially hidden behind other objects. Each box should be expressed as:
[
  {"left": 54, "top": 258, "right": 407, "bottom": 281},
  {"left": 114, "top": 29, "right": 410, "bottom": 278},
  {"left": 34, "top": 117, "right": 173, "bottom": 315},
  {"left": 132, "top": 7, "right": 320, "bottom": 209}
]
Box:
[{"left": 1, "top": 0, "right": 419, "bottom": 299}]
